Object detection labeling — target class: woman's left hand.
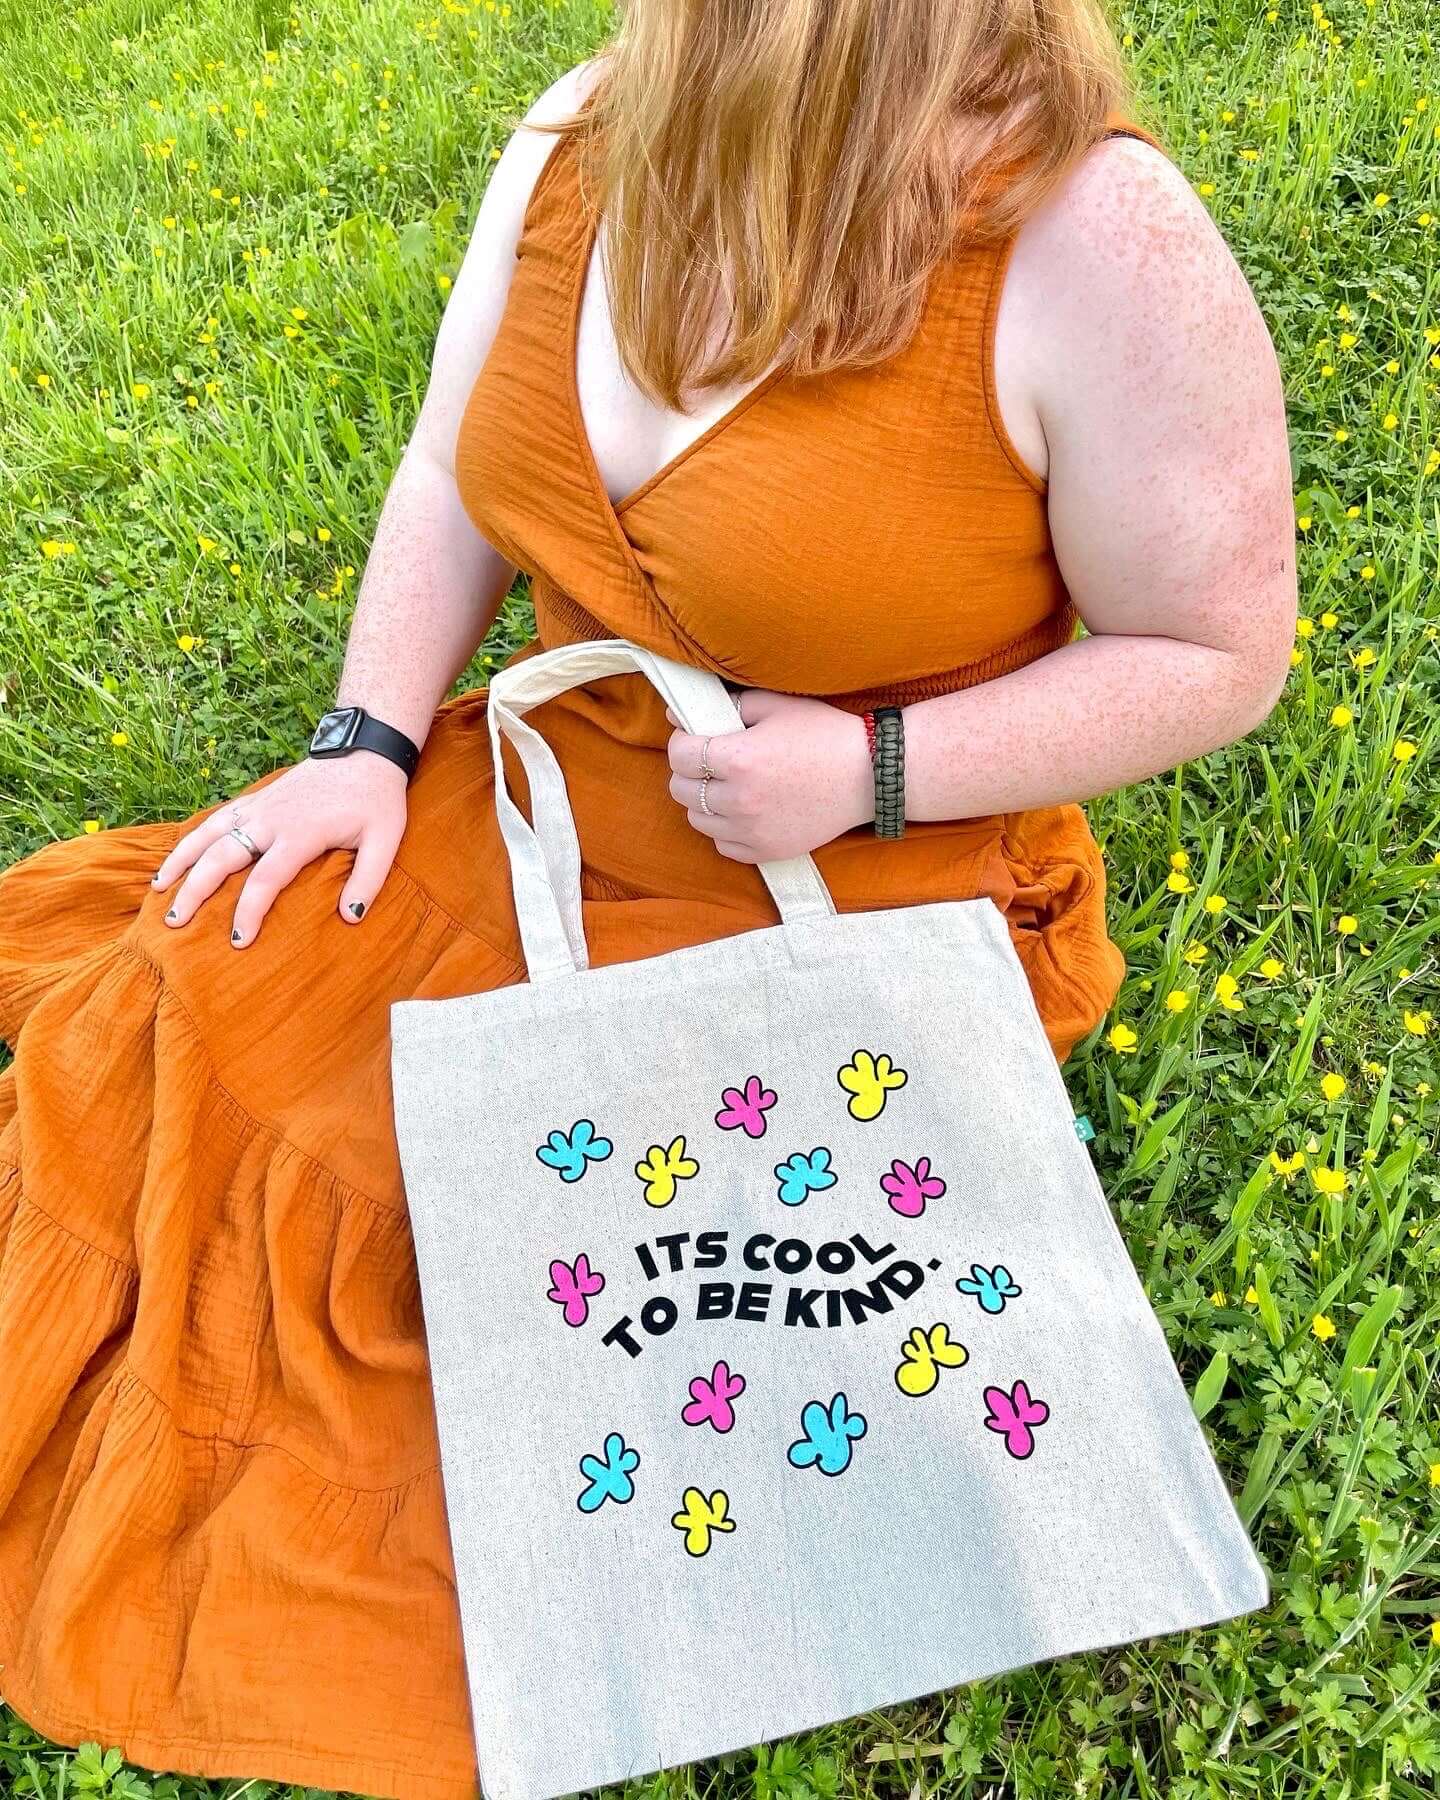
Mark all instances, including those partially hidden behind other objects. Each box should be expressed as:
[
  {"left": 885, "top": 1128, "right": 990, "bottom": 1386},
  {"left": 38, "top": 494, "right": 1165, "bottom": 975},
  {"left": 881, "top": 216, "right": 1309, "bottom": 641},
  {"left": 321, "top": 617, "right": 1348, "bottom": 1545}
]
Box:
[{"left": 665, "top": 690, "right": 874, "bottom": 863}]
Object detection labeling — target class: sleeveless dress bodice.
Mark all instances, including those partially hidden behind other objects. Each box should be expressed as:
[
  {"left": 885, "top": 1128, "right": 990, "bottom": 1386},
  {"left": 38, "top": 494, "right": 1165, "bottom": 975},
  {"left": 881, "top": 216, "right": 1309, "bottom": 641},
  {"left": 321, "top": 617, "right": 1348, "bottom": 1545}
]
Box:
[{"left": 452, "top": 112, "right": 1164, "bottom": 1042}]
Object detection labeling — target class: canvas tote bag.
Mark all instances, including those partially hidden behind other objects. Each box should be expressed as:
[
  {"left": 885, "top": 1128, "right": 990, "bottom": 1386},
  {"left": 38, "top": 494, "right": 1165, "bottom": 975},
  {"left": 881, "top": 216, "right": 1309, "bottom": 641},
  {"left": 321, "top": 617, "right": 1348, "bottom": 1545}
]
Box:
[{"left": 388, "top": 638, "right": 1269, "bottom": 1800}]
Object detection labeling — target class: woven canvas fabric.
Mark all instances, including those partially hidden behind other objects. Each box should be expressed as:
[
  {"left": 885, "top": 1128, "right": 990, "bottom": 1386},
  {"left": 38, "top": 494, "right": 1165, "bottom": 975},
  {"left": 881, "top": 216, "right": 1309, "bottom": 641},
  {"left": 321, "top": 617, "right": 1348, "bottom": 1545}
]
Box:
[{"left": 389, "top": 642, "right": 1269, "bottom": 1800}]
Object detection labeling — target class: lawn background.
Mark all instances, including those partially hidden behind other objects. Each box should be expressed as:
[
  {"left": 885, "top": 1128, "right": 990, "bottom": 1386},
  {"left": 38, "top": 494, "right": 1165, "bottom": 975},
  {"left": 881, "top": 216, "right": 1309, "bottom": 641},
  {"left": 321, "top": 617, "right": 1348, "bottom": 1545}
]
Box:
[{"left": 1, "top": 0, "right": 1438, "bottom": 1796}]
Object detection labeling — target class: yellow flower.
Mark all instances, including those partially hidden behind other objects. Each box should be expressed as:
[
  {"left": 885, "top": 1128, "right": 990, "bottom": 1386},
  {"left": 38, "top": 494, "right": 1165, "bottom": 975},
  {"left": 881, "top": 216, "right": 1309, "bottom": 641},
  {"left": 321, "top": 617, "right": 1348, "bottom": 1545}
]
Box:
[
  {"left": 1334, "top": 428, "right": 1349, "bottom": 442},
  {"left": 317, "top": 526, "right": 332, "bottom": 543},
  {"left": 1245, "top": 1285, "right": 1258, "bottom": 1304},
  {"left": 1360, "top": 565, "right": 1375, "bottom": 581},
  {"left": 1270, "top": 1149, "right": 1305, "bottom": 1175},
  {"left": 1311, "top": 1313, "right": 1337, "bottom": 1341},
  {"left": 1392, "top": 739, "right": 1418, "bottom": 762},
  {"left": 1260, "top": 957, "right": 1285, "bottom": 979},
  {"left": 1169, "top": 849, "right": 1190, "bottom": 871},
  {"left": 1350, "top": 646, "right": 1377, "bottom": 669},
  {"left": 82, "top": 819, "right": 101, "bottom": 834},
  {"left": 177, "top": 634, "right": 196, "bottom": 652},
  {"left": 1336, "top": 914, "right": 1358, "bottom": 935},
  {"left": 1203, "top": 894, "right": 1227, "bottom": 914},
  {"left": 1430, "top": 1463, "right": 1440, "bottom": 1488},
  {"left": 634, "top": 1135, "right": 699, "bottom": 1208},
  {"left": 1297, "top": 513, "right": 1313, "bottom": 530},
  {"left": 1296, "top": 617, "right": 1315, "bottom": 638},
  {"left": 1311, "top": 1165, "right": 1347, "bottom": 1195},
  {"left": 1339, "top": 332, "right": 1358, "bottom": 349},
  {"left": 1403, "top": 1010, "right": 1431, "bottom": 1036},
  {"left": 197, "top": 534, "right": 217, "bottom": 554},
  {"left": 1383, "top": 413, "right": 1398, "bottom": 430},
  {"left": 1320, "top": 611, "right": 1339, "bottom": 629},
  {"left": 1374, "top": 192, "right": 1390, "bottom": 207},
  {"left": 1210, "top": 1289, "right": 1226, "bottom": 1307},
  {"left": 131, "top": 381, "right": 150, "bottom": 399},
  {"left": 1215, "top": 972, "right": 1244, "bottom": 1012},
  {"left": 1330, "top": 705, "right": 1352, "bottom": 728},
  {"left": 110, "top": 730, "right": 128, "bottom": 747},
  {"left": 1164, "top": 989, "right": 1191, "bottom": 1013},
  {"left": 1166, "top": 870, "right": 1193, "bottom": 893},
  {"left": 1320, "top": 1073, "right": 1346, "bottom": 1101},
  {"left": 1432, "top": 1620, "right": 1440, "bottom": 1648},
  {"left": 1183, "top": 942, "right": 1209, "bottom": 965},
  {"left": 1108, "top": 1023, "right": 1138, "bottom": 1054},
  {"left": 290, "top": 306, "right": 308, "bottom": 321},
  {"left": 35, "top": 371, "right": 51, "bottom": 389}
]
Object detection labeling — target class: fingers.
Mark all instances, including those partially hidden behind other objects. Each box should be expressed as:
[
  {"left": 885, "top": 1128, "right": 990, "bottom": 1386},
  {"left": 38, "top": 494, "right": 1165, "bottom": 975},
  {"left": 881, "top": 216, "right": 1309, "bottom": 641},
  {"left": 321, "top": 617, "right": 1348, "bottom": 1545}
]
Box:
[
  {"left": 229, "top": 840, "right": 320, "bottom": 946},
  {"left": 734, "top": 689, "right": 785, "bottom": 726},
  {"left": 667, "top": 771, "right": 733, "bottom": 819},
  {"left": 338, "top": 818, "right": 405, "bottom": 924},
  {"left": 666, "top": 727, "right": 742, "bottom": 782},
  {"left": 151, "top": 808, "right": 249, "bottom": 894},
  {"left": 162, "top": 830, "right": 267, "bottom": 928},
  {"left": 683, "top": 808, "right": 760, "bottom": 861}
]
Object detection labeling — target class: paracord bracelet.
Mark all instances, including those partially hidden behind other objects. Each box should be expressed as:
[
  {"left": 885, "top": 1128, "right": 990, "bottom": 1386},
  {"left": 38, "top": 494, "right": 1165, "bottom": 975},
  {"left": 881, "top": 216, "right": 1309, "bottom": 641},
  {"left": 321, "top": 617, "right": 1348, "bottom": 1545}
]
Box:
[{"left": 871, "top": 705, "right": 905, "bottom": 839}]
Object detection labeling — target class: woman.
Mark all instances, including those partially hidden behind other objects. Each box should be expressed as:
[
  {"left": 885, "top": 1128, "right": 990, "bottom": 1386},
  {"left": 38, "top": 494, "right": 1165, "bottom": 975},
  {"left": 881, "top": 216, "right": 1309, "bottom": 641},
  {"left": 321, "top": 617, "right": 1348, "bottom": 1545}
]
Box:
[{"left": 0, "top": 2, "right": 1295, "bottom": 1796}]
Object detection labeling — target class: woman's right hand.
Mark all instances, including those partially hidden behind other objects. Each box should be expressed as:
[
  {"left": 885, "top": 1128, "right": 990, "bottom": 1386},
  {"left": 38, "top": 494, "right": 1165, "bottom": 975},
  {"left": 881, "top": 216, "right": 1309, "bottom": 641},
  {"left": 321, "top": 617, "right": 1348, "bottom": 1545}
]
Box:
[{"left": 150, "top": 753, "right": 410, "bottom": 947}]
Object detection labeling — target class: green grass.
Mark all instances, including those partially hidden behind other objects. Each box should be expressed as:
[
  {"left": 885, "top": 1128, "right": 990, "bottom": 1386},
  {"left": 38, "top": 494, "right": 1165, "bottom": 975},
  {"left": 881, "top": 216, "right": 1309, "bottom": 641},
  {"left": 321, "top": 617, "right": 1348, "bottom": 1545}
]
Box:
[{"left": 2, "top": 0, "right": 1439, "bottom": 1797}]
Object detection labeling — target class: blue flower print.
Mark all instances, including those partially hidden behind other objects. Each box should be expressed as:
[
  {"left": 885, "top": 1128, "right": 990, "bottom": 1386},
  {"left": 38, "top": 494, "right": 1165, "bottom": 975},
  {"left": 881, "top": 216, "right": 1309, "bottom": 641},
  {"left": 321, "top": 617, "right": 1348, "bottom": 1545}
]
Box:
[
  {"left": 774, "top": 1146, "right": 837, "bottom": 1206},
  {"left": 576, "top": 1432, "right": 640, "bottom": 1513},
  {"left": 536, "top": 1119, "right": 613, "bottom": 1184},
  {"left": 955, "top": 1264, "right": 1023, "bottom": 1315},
  {"left": 787, "top": 1392, "right": 867, "bottom": 1477}
]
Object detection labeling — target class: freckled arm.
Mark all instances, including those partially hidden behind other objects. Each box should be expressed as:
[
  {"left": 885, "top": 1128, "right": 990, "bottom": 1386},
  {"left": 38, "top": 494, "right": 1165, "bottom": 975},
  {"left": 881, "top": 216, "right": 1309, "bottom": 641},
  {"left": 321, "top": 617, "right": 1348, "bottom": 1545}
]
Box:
[
  {"left": 903, "top": 144, "right": 1298, "bottom": 821},
  {"left": 328, "top": 65, "right": 597, "bottom": 750}
]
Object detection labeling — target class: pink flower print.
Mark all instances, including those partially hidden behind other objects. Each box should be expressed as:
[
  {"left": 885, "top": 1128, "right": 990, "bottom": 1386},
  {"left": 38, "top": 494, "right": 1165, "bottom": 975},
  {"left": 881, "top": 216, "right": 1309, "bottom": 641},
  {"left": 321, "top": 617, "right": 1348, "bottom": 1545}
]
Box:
[
  {"left": 546, "top": 1253, "right": 605, "bottom": 1328},
  {"left": 983, "top": 1379, "right": 1050, "bottom": 1460},
  {"left": 714, "top": 1076, "right": 777, "bottom": 1139},
  {"left": 681, "top": 1359, "right": 746, "bottom": 1433},
  {"left": 880, "top": 1155, "right": 946, "bottom": 1218}
]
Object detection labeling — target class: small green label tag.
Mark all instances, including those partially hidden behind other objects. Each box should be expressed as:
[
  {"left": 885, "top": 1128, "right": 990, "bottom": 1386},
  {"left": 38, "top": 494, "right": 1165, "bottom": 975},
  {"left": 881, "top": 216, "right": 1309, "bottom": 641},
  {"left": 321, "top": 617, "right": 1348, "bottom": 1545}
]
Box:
[{"left": 1073, "top": 1114, "right": 1096, "bottom": 1143}]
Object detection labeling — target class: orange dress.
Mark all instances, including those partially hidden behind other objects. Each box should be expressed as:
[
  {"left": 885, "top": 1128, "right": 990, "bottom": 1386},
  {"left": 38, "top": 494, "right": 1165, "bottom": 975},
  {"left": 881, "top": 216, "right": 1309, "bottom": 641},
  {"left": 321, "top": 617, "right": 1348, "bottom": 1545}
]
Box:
[{"left": 0, "top": 113, "right": 1162, "bottom": 1800}]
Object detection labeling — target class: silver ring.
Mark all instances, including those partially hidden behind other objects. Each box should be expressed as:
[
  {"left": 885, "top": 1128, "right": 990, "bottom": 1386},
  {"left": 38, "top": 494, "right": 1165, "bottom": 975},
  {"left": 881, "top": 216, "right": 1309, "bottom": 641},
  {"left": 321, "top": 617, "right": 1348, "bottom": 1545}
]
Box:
[
  {"left": 229, "top": 826, "right": 261, "bottom": 860},
  {"left": 700, "top": 737, "right": 715, "bottom": 779},
  {"left": 698, "top": 775, "right": 714, "bottom": 816}
]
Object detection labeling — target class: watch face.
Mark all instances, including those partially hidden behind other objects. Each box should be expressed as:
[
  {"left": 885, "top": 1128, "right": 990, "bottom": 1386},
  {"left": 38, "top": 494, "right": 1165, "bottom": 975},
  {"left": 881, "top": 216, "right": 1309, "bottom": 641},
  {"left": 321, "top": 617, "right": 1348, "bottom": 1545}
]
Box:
[{"left": 311, "top": 708, "right": 360, "bottom": 754}]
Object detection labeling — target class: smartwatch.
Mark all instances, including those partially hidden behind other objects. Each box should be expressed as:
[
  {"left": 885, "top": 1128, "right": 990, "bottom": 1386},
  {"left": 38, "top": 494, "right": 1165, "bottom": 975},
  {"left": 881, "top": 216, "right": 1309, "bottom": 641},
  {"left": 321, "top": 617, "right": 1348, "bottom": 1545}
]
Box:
[{"left": 307, "top": 707, "right": 421, "bottom": 782}]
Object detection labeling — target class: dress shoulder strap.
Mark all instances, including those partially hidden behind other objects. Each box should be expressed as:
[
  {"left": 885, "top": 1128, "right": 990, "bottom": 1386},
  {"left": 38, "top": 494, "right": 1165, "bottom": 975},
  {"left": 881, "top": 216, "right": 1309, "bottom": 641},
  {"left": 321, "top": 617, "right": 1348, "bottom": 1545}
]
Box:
[{"left": 1098, "top": 115, "right": 1170, "bottom": 158}]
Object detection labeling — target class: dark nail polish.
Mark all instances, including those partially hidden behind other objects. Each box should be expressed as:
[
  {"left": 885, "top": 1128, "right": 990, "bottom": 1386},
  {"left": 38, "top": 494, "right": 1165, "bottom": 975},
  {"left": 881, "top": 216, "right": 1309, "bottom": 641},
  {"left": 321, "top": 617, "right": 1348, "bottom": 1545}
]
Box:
[
  {"left": 232, "top": 930, "right": 243, "bottom": 944},
  {"left": 165, "top": 909, "right": 177, "bottom": 921},
  {"left": 350, "top": 900, "right": 365, "bottom": 918}
]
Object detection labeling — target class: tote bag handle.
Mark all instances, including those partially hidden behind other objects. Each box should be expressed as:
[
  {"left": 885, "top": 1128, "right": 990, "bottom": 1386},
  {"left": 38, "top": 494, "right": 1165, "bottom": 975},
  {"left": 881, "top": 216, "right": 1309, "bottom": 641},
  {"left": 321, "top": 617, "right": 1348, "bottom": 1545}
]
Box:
[{"left": 485, "top": 639, "right": 837, "bottom": 981}]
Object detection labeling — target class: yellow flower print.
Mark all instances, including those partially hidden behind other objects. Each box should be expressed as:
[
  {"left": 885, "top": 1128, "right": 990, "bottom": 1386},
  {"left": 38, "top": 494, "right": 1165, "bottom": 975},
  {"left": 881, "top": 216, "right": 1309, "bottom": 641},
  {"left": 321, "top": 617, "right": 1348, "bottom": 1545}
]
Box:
[
  {"left": 894, "top": 1323, "right": 969, "bottom": 1397},
  {"left": 836, "top": 1049, "right": 907, "bottom": 1121},
  {"left": 634, "top": 1135, "right": 698, "bottom": 1207},
  {"left": 670, "top": 1487, "right": 734, "bottom": 1557}
]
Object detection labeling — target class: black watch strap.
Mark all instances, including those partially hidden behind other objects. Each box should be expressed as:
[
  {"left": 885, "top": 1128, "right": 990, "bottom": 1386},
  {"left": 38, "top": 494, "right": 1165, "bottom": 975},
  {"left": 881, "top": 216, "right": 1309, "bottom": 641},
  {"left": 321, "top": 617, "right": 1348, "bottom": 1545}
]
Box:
[
  {"left": 309, "top": 707, "right": 421, "bottom": 781},
  {"left": 353, "top": 712, "right": 421, "bottom": 780}
]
